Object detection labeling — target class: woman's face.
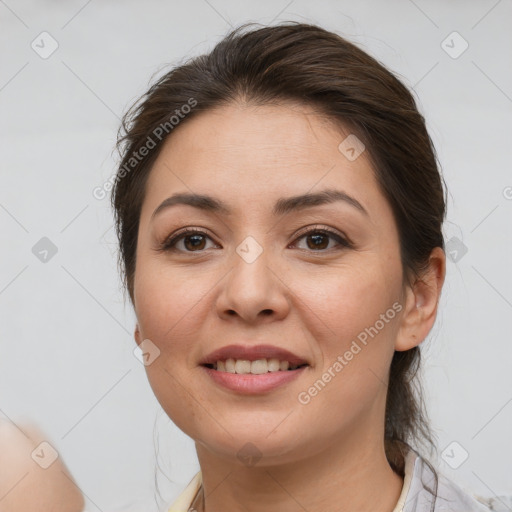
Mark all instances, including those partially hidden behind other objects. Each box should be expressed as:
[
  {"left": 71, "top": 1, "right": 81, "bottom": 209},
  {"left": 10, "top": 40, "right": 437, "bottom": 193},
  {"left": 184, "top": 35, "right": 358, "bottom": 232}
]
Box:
[{"left": 133, "top": 102, "right": 410, "bottom": 464}]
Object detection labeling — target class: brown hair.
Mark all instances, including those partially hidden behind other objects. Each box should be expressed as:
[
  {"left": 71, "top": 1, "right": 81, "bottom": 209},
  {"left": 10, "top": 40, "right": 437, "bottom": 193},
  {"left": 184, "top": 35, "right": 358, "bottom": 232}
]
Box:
[{"left": 111, "top": 21, "right": 445, "bottom": 482}]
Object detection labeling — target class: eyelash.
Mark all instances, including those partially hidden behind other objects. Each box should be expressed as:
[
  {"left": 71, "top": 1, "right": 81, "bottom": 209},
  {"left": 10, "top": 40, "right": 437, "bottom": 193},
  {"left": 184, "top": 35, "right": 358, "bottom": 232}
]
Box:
[{"left": 158, "top": 225, "right": 352, "bottom": 254}]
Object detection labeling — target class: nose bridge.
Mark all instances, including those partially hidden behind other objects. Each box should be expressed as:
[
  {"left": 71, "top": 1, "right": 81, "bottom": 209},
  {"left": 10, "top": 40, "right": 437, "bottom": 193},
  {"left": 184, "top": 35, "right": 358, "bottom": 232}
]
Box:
[
  {"left": 232, "top": 233, "right": 275, "bottom": 300},
  {"left": 217, "top": 232, "right": 289, "bottom": 322}
]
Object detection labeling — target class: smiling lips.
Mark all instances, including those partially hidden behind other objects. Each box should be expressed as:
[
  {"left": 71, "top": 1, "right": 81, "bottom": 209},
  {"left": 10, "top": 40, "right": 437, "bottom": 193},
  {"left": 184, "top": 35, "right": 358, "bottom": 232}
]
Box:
[
  {"left": 200, "top": 344, "right": 309, "bottom": 373},
  {"left": 200, "top": 344, "right": 310, "bottom": 393}
]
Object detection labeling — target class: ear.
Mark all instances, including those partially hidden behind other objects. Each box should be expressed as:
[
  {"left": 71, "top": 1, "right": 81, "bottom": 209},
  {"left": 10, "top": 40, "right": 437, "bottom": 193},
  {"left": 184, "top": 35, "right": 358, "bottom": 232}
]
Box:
[
  {"left": 395, "top": 247, "right": 446, "bottom": 351},
  {"left": 134, "top": 323, "right": 142, "bottom": 345}
]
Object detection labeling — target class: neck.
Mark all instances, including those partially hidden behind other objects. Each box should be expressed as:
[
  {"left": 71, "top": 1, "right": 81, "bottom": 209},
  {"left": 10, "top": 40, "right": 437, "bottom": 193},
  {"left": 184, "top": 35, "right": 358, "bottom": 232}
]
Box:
[{"left": 194, "top": 432, "right": 404, "bottom": 512}]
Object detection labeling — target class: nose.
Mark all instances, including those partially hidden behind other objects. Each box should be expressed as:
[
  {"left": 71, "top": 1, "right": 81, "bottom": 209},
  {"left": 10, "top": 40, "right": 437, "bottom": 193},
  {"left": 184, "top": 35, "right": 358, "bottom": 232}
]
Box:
[{"left": 215, "top": 245, "right": 290, "bottom": 324}]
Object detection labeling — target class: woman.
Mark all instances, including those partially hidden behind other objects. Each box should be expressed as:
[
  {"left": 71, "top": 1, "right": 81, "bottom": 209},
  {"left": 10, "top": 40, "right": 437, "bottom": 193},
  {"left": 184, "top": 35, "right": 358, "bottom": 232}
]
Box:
[{"left": 110, "top": 22, "right": 491, "bottom": 512}]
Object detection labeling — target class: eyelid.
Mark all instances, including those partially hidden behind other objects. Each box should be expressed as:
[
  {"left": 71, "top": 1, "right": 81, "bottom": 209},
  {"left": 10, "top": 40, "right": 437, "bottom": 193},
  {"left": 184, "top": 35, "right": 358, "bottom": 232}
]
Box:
[
  {"left": 159, "top": 227, "right": 218, "bottom": 251},
  {"left": 158, "top": 224, "right": 352, "bottom": 253},
  {"left": 291, "top": 224, "right": 351, "bottom": 244}
]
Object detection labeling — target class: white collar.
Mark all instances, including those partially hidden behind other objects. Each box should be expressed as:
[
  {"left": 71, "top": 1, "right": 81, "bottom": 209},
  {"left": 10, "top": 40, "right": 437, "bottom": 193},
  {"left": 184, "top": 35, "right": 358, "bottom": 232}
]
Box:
[{"left": 167, "top": 448, "right": 490, "bottom": 512}]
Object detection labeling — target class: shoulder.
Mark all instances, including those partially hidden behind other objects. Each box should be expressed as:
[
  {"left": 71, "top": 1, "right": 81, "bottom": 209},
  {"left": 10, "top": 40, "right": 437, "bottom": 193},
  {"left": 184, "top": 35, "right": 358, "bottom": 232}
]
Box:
[
  {"left": 435, "top": 472, "right": 493, "bottom": 512},
  {"left": 0, "top": 419, "right": 84, "bottom": 512},
  {"left": 408, "top": 454, "right": 492, "bottom": 512}
]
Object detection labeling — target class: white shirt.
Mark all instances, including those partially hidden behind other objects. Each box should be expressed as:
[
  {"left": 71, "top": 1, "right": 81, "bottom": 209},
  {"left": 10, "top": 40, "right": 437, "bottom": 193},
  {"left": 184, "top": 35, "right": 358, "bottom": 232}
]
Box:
[{"left": 167, "top": 449, "right": 492, "bottom": 511}]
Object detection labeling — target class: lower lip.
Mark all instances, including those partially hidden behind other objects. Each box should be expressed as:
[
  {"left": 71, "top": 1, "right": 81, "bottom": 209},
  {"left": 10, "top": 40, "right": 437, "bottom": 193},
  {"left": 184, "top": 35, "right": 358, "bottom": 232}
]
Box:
[{"left": 201, "top": 366, "right": 308, "bottom": 394}]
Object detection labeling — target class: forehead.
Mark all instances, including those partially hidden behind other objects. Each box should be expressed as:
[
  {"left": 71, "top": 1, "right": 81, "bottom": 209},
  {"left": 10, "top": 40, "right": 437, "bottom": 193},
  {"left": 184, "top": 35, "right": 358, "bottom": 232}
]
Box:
[
  {"left": 157, "top": 101, "right": 348, "bottom": 164},
  {"left": 140, "top": 101, "right": 387, "bottom": 222}
]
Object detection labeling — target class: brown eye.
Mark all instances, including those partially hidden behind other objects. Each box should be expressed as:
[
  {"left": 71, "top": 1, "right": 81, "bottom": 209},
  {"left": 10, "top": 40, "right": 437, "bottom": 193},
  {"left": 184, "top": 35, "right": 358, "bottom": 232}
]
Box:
[
  {"left": 293, "top": 227, "right": 351, "bottom": 252},
  {"left": 160, "top": 226, "right": 350, "bottom": 254},
  {"left": 160, "top": 229, "right": 217, "bottom": 252},
  {"left": 182, "top": 233, "right": 207, "bottom": 251},
  {"left": 305, "top": 232, "right": 330, "bottom": 250}
]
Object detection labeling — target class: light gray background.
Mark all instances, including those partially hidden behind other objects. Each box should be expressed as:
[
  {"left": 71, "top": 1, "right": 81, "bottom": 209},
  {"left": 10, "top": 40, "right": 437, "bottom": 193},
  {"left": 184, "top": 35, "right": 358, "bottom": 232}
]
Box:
[{"left": 1, "top": 1, "right": 511, "bottom": 511}]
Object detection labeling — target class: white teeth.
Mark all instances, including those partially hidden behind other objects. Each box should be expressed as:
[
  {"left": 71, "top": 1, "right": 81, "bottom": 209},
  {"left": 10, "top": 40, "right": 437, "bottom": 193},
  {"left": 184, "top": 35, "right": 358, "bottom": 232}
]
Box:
[
  {"left": 267, "top": 358, "right": 280, "bottom": 372},
  {"left": 211, "top": 358, "right": 305, "bottom": 374},
  {"left": 234, "top": 359, "right": 251, "bottom": 374},
  {"left": 225, "top": 358, "right": 236, "bottom": 373},
  {"left": 250, "top": 359, "right": 268, "bottom": 374}
]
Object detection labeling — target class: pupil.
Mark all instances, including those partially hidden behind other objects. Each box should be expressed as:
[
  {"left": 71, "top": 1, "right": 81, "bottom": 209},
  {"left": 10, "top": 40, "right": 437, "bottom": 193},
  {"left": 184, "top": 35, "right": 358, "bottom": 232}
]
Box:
[
  {"left": 308, "top": 233, "right": 327, "bottom": 250},
  {"left": 186, "top": 234, "right": 205, "bottom": 250}
]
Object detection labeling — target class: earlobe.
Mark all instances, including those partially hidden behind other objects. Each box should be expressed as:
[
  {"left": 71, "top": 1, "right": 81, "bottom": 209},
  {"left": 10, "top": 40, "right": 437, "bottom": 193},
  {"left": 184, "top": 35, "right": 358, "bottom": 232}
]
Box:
[
  {"left": 134, "top": 324, "right": 141, "bottom": 345},
  {"left": 395, "top": 247, "right": 446, "bottom": 352},
  {"left": 394, "top": 285, "right": 421, "bottom": 352}
]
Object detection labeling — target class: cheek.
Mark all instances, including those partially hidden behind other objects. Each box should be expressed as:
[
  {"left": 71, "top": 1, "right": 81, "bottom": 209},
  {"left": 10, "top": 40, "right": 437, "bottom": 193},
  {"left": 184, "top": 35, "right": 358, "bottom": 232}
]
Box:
[
  {"left": 144, "top": 364, "right": 207, "bottom": 440},
  {"left": 134, "top": 265, "right": 212, "bottom": 436},
  {"left": 291, "top": 266, "right": 400, "bottom": 429},
  {"left": 133, "top": 261, "right": 215, "bottom": 354},
  {"left": 295, "top": 258, "right": 401, "bottom": 348},
  {"left": 291, "top": 258, "right": 403, "bottom": 416}
]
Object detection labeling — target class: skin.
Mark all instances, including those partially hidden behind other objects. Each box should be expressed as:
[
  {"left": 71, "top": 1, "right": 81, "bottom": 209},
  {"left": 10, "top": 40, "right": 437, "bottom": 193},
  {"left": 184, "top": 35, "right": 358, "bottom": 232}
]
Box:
[
  {"left": 133, "top": 101, "right": 446, "bottom": 512},
  {"left": 0, "top": 419, "right": 84, "bottom": 512}
]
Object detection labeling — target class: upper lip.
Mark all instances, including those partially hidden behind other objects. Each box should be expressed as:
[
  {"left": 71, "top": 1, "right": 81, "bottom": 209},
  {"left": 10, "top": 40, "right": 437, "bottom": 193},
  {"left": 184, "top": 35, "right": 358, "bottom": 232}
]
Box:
[{"left": 200, "top": 344, "right": 309, "bottom": 366}]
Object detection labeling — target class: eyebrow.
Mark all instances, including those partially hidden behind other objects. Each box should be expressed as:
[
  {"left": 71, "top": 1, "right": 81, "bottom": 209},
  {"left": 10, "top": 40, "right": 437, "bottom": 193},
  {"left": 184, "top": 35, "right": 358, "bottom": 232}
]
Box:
[{"left": 151, "top": 188, "right": 369, "bottom": 220}]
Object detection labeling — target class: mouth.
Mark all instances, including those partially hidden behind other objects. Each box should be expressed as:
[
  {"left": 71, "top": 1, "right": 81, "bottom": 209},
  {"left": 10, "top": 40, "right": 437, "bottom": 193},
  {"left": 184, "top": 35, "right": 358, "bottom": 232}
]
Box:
[
  {"left": 199, "top": 344, "right": 310, "bottom": 394},
  {"left": 203, "top": 358, "right": 309, "bottom": 374},
  {"left": 199, "top": 344, "right": 310, "bottom": 372}
]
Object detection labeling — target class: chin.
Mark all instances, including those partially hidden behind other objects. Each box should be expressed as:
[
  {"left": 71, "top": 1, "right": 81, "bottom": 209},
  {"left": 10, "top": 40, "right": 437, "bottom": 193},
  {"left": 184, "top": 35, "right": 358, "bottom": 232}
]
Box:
[{"left": 192, "top": 421, "right": 314, "bottom": 467}]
